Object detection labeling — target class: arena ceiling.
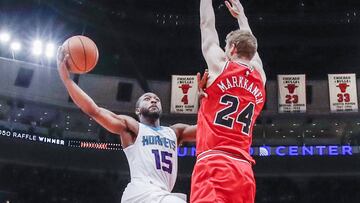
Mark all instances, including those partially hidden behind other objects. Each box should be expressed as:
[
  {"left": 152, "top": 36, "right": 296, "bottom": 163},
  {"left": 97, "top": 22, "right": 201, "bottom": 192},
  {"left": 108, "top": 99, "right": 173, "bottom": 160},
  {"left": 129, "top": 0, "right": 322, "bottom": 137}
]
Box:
[{"left": 0, "top": 0, "right": 360, "bottom": 86}]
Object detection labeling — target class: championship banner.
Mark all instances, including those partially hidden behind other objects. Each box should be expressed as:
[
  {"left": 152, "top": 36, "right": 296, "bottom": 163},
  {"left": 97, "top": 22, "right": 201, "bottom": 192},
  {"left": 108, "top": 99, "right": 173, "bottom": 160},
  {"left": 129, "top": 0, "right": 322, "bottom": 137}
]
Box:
[
  {"left": 277, "top": 74, "right": 306, "bottom": 113},
  {"left": 328, "top": 73, "right": 358, "bottom": 112},
  {"left": 170, "top": 75, "right": 198, "bottom": 114}
]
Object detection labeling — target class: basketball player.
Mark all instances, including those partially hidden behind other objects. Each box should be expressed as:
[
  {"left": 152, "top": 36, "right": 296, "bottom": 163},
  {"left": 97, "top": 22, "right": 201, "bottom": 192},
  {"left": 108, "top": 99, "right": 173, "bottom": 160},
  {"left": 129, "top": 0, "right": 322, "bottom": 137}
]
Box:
[
  {"left": 191, "top": 0, "right": 266, "bottom": 202},
  {"left": 57, "top": 50, "right": 196, "bottom": 203}
]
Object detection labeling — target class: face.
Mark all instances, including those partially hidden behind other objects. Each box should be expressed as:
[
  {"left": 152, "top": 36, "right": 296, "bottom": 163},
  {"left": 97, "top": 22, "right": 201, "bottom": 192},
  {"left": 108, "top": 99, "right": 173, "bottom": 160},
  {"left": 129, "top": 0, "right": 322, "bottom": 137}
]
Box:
[{"left": 136, "top": 93, "right": 162, "bottom": 119}]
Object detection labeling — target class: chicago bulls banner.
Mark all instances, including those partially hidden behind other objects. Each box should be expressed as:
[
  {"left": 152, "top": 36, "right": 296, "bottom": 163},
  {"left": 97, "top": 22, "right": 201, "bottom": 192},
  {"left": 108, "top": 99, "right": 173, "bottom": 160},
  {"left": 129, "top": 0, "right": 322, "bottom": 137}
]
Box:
[
  {"left": 328, "top": 73, "right": 358, "bottom": 112},
  {"left": 278, "top": 74, "right": 306, "bottom": 113},
  {"left": 170, "top": 75, "right": 199, "bottom": 114}
]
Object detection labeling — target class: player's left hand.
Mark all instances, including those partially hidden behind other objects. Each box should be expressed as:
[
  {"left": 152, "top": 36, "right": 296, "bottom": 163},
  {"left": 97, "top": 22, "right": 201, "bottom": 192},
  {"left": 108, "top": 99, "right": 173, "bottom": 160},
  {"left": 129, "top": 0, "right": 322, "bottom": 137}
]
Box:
[
  {"left": 197, "top": 69, "right": 209, "bottom": 100},
  {"left": 225, "top": 0, "right": 243, "bottom": 19},
  {"left": 57, "top": 46, "right": 71, "bottom": 80}
]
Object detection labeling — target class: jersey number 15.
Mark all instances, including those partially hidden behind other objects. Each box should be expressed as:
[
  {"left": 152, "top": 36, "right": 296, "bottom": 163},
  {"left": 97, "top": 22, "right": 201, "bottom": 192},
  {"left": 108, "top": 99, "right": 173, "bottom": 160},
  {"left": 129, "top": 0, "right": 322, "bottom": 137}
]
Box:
[{"left": 152, "top": 149, "right": 173, "bottom": 174}]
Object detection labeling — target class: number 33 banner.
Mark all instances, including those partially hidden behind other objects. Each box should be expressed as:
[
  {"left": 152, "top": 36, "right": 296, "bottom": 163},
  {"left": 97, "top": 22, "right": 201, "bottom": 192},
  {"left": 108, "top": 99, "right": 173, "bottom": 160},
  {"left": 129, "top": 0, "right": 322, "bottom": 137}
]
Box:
[
  {"left": 328, "top": 73, "right": 358, "bottom": 112},
  {"left": 277, "top": 74, "right": 306, "bottom": 113}
]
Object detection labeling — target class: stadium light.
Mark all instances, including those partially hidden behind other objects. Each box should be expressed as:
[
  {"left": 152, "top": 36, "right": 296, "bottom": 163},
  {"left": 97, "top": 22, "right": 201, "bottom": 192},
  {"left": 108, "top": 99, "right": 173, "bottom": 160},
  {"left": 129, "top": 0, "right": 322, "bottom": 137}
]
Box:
[
  {"left": 45, "top": 42, "right": 55, "bottom": 58},
  {"left": 10, "top": 41, "right": 21, "bottom": 51},
  {"left": 32, "top": 40, "right": 42, "bottom": 56},
  {"left": 0, "top": 32, "right": 11, "bottom": 43}
]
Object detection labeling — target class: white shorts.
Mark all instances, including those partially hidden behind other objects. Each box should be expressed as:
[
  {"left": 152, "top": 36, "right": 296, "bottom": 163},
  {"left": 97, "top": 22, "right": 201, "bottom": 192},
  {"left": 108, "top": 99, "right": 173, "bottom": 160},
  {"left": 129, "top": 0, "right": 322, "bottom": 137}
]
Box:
[{"left": 121, "top": 180, "right": 186, "bottom": 203}]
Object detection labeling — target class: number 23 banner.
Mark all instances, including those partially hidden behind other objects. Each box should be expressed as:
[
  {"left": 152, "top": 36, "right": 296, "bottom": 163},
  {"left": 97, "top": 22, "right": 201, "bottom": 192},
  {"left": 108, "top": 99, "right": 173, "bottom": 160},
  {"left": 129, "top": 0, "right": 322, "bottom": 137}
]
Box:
[
  {"left": 328, "top": 73, "right": 358, "bottom": 112},
  {"left": 278, "top": 74, "right": 306, "bottom": 113}
]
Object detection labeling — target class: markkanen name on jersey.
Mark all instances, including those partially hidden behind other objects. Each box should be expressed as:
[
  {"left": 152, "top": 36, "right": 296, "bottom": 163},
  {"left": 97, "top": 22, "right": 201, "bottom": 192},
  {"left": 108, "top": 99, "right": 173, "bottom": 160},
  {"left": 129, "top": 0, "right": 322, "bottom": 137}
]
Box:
[{"left": 216, "top": 76, "right": 264, "bottom": 105}]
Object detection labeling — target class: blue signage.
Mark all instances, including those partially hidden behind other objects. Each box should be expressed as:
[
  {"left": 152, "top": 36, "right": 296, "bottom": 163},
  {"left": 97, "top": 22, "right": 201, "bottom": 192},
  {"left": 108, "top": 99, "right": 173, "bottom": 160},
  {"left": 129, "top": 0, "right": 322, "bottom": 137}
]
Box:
[{"left": 178, "top": 145, "right": 356, "bottom": 157}]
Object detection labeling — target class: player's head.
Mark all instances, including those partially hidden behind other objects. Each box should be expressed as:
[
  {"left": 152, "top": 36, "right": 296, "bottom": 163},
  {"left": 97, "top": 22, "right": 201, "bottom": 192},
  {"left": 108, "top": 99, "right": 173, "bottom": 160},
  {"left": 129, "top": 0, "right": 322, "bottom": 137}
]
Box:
[
  {"left": 135, "top": 92, "right": 162, "bottom": 120},
  {"left": 225, "top": 29, "right": 257, "bottom": 61}
]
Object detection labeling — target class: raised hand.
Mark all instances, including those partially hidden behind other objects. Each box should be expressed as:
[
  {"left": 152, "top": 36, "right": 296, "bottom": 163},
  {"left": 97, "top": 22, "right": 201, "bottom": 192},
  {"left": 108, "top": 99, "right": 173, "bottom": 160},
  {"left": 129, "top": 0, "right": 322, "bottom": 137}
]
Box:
[
  {"left": 224, "top": 0, "right": 244, "bottom": 19},
  {"left": 57, "top": 46, "right": 71, "bottom": 80},
  {"left": 197, "top": 69, "right": 209, "bottom": 99}
]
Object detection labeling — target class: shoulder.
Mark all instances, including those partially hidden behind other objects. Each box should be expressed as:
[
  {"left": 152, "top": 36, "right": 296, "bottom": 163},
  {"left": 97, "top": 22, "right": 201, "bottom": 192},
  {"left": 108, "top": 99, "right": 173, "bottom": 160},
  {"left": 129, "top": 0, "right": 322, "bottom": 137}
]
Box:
[
  {"left": 207, "top": 60, "right": 228, "bottom": 87},
  {"left": 116, "top": 114, "right": 139, "bottom": 135},
  {"left": 169, "top": 124, "right": 183, "bottom": 135},
  {"left": 250, "top": 61, "right": 266, "bottom": 85},
  {"left": 116, "top": 114, "right": 139, "bottom": 125},
  {"left": 169, "top": 123, "right": 189, "bottom": 137}
]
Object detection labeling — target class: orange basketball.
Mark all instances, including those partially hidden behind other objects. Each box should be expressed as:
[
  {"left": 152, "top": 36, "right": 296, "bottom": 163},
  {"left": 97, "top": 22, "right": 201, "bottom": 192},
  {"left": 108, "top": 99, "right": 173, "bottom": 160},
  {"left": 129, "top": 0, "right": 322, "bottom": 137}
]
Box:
[{"left": 62, "top": 35, "right": 99, "bottom": 74}]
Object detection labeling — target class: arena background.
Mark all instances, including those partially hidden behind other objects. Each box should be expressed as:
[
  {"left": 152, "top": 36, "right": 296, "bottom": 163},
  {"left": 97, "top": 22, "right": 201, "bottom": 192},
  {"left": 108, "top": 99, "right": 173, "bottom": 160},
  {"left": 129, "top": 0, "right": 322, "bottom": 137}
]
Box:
[{"left": 0, "top": 0, "right": 360, "bottom": 202}]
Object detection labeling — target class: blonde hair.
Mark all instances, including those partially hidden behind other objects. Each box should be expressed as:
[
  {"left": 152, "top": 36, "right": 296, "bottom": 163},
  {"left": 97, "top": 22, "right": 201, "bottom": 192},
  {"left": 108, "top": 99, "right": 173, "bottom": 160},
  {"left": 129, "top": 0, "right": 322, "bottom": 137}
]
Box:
[{"left": 226, "top": 29, "right": 257, "bottom": 60}]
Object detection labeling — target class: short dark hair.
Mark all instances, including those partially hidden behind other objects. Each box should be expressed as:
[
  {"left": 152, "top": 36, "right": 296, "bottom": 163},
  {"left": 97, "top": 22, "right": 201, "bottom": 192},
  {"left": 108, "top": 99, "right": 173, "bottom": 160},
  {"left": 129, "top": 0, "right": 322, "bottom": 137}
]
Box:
[
  {"left": 135, "top": 96, "right": 142, "bottom": 109},
  {"left": 135, "top": 92, "right": 159, "bottom": 109}
]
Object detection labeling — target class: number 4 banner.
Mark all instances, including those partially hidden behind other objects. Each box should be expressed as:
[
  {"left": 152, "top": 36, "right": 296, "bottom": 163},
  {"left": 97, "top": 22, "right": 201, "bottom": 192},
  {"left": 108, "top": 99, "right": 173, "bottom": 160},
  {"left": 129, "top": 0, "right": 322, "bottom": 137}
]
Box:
[
  {"left": 170, "top": 75, "right": 199, "bottom": 114},
  {"left": 278, "top": 74, "right": 306, "bottom": 113},
  {"left": 328, "top": 73, "right": 358, "bottom": 112}
]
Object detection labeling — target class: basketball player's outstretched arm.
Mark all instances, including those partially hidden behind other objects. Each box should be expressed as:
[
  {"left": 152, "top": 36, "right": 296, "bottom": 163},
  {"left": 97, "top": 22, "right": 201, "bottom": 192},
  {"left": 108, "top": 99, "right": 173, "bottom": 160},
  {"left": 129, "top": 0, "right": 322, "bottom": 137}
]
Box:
[
  {"left": 170, "top": 124, "right": 197, "bottom": 145},
  {"left": 225, "top": 0, "right": 266, "bottom": 83},
  {"left": 57, "top": 50, "right": 138, "bottom": 147},
  {"left": 200, "top": 0, "right": 227, "bottom": 85}
]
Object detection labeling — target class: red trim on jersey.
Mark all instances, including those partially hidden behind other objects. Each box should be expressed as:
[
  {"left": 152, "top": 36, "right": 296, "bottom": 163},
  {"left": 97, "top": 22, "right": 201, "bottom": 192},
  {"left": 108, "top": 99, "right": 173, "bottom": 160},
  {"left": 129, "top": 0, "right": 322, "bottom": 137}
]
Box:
[{"left": 197, "top": 149, "right": 252, "bottom": 165}]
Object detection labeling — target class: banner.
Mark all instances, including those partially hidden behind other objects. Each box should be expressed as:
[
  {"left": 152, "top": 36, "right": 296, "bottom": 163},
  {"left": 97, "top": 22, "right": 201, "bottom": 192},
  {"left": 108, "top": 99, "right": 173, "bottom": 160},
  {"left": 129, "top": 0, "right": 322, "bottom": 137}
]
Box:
[
  {"left": 170, "top": 75, "right": 198, "bottom": 114},
  {"left": 178, "top": 145, "right": 355, "bottom": 157},
  {"left": 0, "top": 128, "right": 66, "bottom": 145},
  {"left": 328, "top": 74, "right": 358, "bottom": 112},
  {"left": 277, "top": 74, "right": 306, "bottom": 113}
]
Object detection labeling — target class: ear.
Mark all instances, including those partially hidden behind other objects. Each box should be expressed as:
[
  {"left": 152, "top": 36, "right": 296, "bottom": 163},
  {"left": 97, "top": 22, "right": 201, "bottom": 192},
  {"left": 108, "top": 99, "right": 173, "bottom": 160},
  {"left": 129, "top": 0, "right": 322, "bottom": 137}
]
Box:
[
  {"left": 230, "top": 44, "right": 237, "bottom": 56},
  {"left": 135, "top": 108, "right": 140, "bottom": 116}
]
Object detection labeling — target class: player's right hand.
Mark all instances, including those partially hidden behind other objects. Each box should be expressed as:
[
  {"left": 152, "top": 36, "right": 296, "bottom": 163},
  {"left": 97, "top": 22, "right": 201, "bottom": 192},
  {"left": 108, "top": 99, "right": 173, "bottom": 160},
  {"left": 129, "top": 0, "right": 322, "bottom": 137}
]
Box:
[{"left": 197, "top": 69, "right": 209, "bottom": 100}]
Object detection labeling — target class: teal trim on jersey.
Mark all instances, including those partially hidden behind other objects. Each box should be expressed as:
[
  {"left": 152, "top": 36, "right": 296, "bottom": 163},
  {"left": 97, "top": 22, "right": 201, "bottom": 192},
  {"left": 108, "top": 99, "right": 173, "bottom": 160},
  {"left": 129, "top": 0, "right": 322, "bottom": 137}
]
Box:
[{"left": 143, "top": 124, "right": 162, "bottom": 131}]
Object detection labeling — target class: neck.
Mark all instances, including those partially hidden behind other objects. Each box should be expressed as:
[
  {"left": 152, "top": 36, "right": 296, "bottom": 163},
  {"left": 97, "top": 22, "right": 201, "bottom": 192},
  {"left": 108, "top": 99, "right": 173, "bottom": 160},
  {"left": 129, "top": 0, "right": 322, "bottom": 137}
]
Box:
[
  {"left": 232, "top": 57, "right": 251, "bottom": 65},
  {"left": 140, "top": 116, "right": 160, "bottom": 128}
]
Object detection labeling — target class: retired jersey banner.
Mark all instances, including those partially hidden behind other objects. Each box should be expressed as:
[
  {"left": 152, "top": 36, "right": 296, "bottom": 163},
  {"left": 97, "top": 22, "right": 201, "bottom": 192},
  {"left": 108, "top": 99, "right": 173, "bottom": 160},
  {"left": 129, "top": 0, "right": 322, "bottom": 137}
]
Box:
[
  {"left": 328, "top": 74, "right": 358, "bottom": 112},
  {"left": 170, "top": 75, "right": 198, "bottom": 114},
  {"left": 278, "top": 74, "right": 306, "bottom": 113}
]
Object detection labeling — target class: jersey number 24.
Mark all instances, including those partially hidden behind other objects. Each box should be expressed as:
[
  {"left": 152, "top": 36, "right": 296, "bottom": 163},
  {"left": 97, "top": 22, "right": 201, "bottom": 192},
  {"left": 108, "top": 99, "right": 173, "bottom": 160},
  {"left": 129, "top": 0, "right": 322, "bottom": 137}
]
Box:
[{"left": 214, "top": 94, "right": 255, "bottom": 135}]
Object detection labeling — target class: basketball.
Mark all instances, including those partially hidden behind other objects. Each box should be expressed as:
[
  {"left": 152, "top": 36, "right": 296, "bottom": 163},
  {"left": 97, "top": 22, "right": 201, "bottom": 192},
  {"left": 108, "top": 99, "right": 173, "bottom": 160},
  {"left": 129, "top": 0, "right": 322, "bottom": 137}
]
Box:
[{"left": 62, "top": 35, "right": 99, "bottom": 74}]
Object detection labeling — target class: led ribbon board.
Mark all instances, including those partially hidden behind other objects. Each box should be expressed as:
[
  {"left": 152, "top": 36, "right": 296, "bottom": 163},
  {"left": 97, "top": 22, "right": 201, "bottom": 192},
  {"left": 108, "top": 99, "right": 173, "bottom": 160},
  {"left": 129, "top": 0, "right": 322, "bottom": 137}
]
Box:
[{"left": 178, "top": 145, "right": 356, "bottom": 157}]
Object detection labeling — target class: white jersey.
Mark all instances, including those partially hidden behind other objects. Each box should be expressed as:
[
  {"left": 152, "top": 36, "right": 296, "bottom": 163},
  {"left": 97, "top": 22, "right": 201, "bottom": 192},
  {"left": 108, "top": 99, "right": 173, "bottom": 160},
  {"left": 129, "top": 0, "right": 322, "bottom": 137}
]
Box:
[{"left": 121, "top": 123, "right": 181, "bottom": 203}]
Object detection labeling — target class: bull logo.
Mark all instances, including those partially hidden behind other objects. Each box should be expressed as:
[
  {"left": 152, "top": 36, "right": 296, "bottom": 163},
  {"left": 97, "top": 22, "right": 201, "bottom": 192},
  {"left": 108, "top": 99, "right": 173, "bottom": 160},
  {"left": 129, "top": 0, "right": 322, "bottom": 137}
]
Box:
[
  {"left": 179, "top": 84, "right": 192, "bottom": 94},
  {"left": 337, "top": 83, "right": 349, "bottom": 93},
  {"left": 179, "top": 84, "right": 192, "bottom": 105},
  {"left": 285, "top": 84, "right": 298, "bottom": 94}
]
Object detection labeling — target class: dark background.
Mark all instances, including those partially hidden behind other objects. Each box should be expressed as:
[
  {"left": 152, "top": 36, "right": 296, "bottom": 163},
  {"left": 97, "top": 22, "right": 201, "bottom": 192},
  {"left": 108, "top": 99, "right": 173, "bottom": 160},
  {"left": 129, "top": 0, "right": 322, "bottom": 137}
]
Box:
[{"left": 1, "top": 0, "right": 360, "bottom": 82}]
